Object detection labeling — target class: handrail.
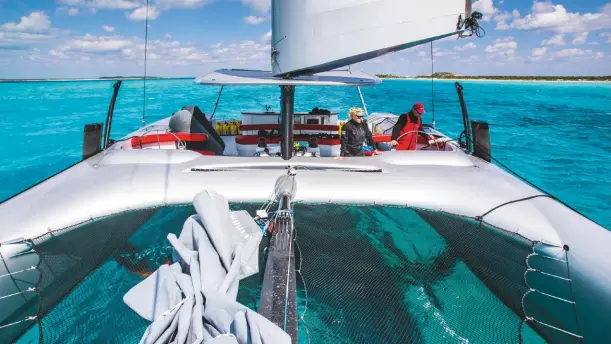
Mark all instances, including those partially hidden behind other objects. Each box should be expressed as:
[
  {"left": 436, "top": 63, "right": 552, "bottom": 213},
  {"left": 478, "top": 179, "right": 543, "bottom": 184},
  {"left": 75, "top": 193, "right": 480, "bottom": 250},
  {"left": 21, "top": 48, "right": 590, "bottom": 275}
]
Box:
[
  {"left": 455, "top": 82, "right": 472, "bottom": 151},
  {"left": 103, "top": 80, "right": 122, "bottom": 149}
]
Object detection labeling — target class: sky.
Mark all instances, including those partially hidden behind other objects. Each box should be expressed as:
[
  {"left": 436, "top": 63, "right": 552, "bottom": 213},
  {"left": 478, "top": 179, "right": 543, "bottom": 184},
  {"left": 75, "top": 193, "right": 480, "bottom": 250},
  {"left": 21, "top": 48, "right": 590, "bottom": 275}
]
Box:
[{"left": 0, "top": 0, "right": 610, "bottom": 78}]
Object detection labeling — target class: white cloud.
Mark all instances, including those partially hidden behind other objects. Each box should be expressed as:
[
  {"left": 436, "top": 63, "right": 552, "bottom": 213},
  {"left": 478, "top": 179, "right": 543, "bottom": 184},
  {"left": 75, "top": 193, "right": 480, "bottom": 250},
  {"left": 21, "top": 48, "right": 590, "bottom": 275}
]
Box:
[
  {"left": 103, "top": 25, "right": 115, "bottom": 32},
  {"left": 68, "top": 8, "right": 80, "bottom": 16},
  {"left": 417, "top": 51, "right": 426, "bottom": 57},
  {"left": 550, "top": 48, "right": 594, "bottom": 58},
  {"left": 572, "top": 32, "right": 588, "bottom": 45},
  {"left": 60, "top": 0, "right": 141, "bottom": 10},
  {"left": 529, "top": 47, "right": 547, "bottom": 61},
  {"left": 532, "top": 1, "right": 555, "bottom": 13},
  {"left": 1, "top": 11, "right": 51, "bottom": 32},
  {"left": 541, "top": 34, "right": 565, "bottom": 46},
  {"left": 164, "top": 33, "right": 173, "bottom": 39},
  {"left": 49, "top": 49, "right": 66, "bottom": 57},
  {"left": 453, "top": 42, "right": 477, "bottom": 51},
  {"left": 156, "top": 0, "right": 211, "bottom": 10},
  {"left": 508, "top": 2, "right": 611, "bottom": 33},
  {"left": 242, "top": 0, "right": 271, "bottom": 14},
  {"left": 599, "top": 32, "right": 611, "bottom": 43},
  {"left": 493, "top": 36, "right": 514, "bottom": 43},
  {"left": 494, "top": 12, "right": 512, "bottom": 23},
  {"left": 46, "top": 33, "right": 271, "bottom": 67},
  {"left": 496, "top": 20, "right": 510, "bottom": 30},
  {"left": 472, "top": 0, "right": 499, "bottom": 22},
  {"left": 496, "top": 9, "right": 523, "bottom": 30},
  {"left": 485, "top": 39, "right": 518, "bottom": 57},
  {"left": 244, "top": 16, "right": 266, "bottom": 24},
  {"left": 435, "top": 51, "right": 456, "bottom": 57},
  {"left": 527, "top": 47, "right": 605, "bottom": 62},
  {"left": 59, "top": 35, "right": 134, "bottom": 52},
  {"left": 0, "top": 31, "right": 55, "bottom": 50},
  {"left": 58, "top": 0, "right": 86, "bottom": 5},
  {"left": 0, "top": 32, "right": 54, "bottom": 41},
  {"left": 127, "top": 6, "right": 160, "bottom": 21},
  {"left": 260, "top": 30, "right": 271, "bottom": 42}
]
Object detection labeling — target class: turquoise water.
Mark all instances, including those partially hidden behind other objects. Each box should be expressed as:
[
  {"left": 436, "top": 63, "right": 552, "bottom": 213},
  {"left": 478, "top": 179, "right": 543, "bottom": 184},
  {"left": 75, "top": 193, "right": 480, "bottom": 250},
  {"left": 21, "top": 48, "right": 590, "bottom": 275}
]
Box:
[
  {"left": 3, "top": 78, "right": 608, "bottom": 343},
  {"left": 15, "top": 205, "right": 547, "bottom": 343},
  {"left": 1, "top": 78, "right": 609, "bottom": 228}
]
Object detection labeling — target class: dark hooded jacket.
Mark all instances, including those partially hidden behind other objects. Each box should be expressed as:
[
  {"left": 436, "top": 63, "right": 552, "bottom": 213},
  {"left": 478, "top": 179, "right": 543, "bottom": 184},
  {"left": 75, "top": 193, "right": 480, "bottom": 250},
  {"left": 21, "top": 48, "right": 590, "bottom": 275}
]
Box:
[{"left": 340, "top": 119, "right": 375, "bottom": 156}]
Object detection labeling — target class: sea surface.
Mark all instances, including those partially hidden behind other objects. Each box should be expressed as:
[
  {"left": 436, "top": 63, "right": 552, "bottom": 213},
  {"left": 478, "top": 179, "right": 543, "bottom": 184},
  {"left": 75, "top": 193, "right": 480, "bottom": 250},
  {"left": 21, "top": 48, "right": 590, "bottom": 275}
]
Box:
[
  {"left": 1, "top": 78, "right": 610, "bottom": 344},
  {"left": 1, "top": 78, "right": 609, "bottom": 227}
]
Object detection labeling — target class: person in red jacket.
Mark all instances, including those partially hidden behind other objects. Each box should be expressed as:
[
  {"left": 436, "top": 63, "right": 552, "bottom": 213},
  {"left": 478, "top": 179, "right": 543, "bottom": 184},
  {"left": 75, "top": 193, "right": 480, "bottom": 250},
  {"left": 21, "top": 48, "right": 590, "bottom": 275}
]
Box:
[{"left": 390, "top": 102, "right": 434, "bottom": 150}]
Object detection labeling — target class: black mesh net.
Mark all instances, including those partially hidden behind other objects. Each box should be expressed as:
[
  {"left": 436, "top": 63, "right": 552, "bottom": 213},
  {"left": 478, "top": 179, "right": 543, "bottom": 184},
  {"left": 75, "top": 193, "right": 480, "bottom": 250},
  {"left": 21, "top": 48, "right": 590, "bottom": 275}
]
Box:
[
  {"left": 5, "top": 203, "right": 584, "bottom": 343},
  {"left": 290, "top": 204, "right": 543, "bottom": 344}
]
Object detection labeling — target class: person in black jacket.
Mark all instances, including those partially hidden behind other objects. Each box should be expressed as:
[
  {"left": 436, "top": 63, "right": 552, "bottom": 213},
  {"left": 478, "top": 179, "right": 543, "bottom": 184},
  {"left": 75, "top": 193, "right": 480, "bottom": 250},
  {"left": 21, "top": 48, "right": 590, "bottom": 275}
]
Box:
[{"left": 336, "top": 107, "right": 381, "bottom": 159}]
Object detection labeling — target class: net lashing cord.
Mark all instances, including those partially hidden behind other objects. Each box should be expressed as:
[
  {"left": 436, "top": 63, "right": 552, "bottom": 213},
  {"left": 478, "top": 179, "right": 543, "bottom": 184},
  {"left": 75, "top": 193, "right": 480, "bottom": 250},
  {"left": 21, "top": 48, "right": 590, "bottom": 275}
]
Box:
[
  {"left": 412, "top": 130, "right": 588, "bottom": 342},
  {"left": 463, "top": 132, "right": 606, "bottom": 229},
  {"left": 0, "top": 239, "right": 43, "bottom": 343},
  {"left": 293, "top": 228, "right": 311, "bottom": 344},
  {"left": 458, "top": 130, "right": 588, "bottom": 342},
  {"left": 518, "top": 242, "right": 584, "bottom": 344}
]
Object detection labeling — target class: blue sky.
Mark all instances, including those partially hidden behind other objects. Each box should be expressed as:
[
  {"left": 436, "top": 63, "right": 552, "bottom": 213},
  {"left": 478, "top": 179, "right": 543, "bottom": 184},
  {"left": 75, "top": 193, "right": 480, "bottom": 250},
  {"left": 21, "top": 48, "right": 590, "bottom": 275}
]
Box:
[{"left": 0, "top": 0, "right": 610, "bottom": 78}]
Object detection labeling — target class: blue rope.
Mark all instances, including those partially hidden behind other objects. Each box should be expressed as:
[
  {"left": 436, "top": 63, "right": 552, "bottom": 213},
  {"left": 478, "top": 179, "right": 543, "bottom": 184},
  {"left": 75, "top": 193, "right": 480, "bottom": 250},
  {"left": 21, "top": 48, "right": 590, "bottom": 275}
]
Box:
[{"left": 261, "top": 213, "right": 276, "bottom": 236}]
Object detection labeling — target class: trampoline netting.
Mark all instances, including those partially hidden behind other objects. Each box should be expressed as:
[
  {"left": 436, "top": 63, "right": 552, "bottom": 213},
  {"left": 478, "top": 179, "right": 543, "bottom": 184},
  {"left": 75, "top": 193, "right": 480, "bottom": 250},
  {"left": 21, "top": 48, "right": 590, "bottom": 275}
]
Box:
[{"left": 8, "top": 203, "right": 574, "bottom": 344}]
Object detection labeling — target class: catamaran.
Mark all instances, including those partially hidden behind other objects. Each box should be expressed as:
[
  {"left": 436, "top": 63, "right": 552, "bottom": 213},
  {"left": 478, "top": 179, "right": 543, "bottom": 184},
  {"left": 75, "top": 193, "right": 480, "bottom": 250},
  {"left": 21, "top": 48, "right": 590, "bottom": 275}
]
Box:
[{"left": 1, "top": 0, "right": 610, "bottom": 343}]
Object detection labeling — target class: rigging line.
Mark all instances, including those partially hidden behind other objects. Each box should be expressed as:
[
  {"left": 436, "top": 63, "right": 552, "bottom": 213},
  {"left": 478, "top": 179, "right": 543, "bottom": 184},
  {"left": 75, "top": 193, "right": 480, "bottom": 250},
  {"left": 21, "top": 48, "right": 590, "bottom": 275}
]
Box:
[
  {"left": 565, "top": 251, "right": 585, "bottom": 342},
  {"left": 141, "top": 0, "right": 149, "bottom": 127},
  {"left": 476, "top": 194, "right": 554, "bottom": 221},
  {"left": 466, "top": 136, "right": 608, "bottom": 229},
  {"left": 430, "top": 41, "right": 435, "bottom": 127}
]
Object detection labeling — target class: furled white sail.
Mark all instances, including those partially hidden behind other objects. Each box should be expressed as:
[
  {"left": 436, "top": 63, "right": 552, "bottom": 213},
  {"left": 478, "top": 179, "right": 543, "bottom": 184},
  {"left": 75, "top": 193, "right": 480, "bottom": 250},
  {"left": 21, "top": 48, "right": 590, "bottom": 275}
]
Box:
[{"left": 271, "top": 0, "right": 472, "bottom": 77}]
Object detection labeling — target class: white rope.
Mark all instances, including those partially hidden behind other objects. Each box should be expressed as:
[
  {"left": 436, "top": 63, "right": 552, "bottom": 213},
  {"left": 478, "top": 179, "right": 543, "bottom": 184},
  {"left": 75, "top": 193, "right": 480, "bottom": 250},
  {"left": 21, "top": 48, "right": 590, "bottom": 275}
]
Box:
[
  {"left": 0, "top": 316, "right": 37, "bottom": 330},
  {"left": 0, "top": 266, "right": 37, "bottom": 279},
  {"left": 0, "top": 287, "right": 36, "bottom": 300}
]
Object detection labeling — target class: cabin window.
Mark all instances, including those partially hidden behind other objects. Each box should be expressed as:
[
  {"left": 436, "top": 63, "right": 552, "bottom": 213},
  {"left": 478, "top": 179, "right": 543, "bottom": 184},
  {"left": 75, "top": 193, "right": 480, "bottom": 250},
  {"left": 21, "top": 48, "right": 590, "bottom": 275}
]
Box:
[{"left": 306, "top": 118, "right": 319, "bottom": 124}]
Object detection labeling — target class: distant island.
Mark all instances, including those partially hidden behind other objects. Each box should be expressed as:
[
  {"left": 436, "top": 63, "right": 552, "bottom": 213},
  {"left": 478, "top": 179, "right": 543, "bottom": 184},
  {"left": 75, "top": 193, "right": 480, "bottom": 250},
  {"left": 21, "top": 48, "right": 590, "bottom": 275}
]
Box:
[
  {"left": 3, "top": 73, "right": 609, "bottom": 83},
  {"left": 375, "top": 72, "right": 611, "bottom": 82},
  {"left": 0, "top": 76, "right": 192, "bottom": 83}
]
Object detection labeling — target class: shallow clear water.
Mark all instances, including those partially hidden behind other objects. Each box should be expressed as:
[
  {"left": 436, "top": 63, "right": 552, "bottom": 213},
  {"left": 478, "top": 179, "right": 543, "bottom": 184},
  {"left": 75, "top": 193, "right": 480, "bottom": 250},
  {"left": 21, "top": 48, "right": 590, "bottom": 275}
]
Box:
[
  {"left": 15, "top": 204, "right": 547, "bottom": 343},
  {"left": 1, "top": 78, "right": 609, "bottom": 228}
]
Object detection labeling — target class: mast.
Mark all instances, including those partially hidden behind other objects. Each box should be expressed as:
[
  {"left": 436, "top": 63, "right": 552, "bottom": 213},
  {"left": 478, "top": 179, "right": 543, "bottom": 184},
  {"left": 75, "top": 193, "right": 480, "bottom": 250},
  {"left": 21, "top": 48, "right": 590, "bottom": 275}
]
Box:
[{"left": 280, "top": 85, "right": 295, "bottom": 160}]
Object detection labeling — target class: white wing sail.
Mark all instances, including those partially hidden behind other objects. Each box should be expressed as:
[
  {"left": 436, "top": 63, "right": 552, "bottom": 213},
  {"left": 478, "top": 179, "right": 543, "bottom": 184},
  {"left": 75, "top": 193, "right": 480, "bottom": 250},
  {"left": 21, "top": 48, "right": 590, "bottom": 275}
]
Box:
[{"left": 271, "top": 0, "right": 473, "bottom": 77}]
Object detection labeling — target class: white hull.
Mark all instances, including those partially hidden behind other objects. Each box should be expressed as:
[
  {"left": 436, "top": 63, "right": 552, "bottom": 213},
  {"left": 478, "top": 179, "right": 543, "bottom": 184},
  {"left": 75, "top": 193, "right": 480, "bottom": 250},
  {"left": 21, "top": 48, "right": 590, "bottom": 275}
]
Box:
[{"left": 1, "top": 121, "right": 610, "bottom": 342}]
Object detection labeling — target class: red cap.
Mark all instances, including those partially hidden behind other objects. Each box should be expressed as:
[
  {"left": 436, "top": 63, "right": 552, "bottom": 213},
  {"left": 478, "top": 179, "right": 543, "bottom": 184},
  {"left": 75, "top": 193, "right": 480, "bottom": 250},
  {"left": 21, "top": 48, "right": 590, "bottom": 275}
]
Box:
[{"left": 413, "top": 102, "right": 425, "bottom": 114}]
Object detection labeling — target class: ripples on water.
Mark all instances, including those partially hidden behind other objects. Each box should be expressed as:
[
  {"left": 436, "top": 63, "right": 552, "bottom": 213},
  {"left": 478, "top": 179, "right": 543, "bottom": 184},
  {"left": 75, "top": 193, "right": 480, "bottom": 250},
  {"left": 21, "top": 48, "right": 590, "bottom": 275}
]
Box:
[{"left": 0, "top": 78, "right": 609, "bottom": 228}]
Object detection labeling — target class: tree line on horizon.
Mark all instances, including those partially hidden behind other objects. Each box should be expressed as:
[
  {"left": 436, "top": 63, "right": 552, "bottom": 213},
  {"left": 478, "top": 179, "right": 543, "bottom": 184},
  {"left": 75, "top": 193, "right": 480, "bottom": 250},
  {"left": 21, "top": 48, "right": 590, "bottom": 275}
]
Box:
[{"left": 375, "top": 72, "right": 611, "bottom": 81}]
